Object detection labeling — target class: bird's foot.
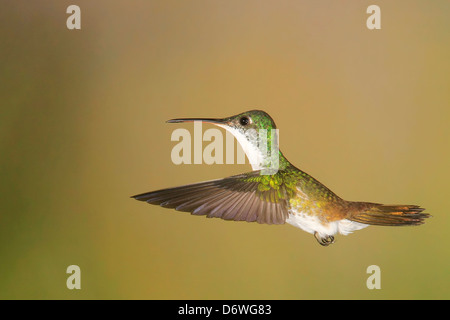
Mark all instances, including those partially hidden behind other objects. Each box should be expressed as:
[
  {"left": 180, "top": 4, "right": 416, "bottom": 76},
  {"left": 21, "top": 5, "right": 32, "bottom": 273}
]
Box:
[{"left": 314, "top": 232, "right": 335, "bottom": 246}]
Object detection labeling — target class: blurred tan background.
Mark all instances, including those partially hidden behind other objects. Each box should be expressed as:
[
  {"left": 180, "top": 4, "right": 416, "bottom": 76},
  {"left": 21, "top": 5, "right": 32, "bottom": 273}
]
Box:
[{"left": 0, "top": 1, "right": 449, "bottom": 299}]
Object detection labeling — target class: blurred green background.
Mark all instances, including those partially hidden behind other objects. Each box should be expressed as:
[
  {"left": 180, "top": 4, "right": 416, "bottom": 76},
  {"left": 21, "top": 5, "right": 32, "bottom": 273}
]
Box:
[{"left": 0, "top": 1, "right": 449, "bottom": 299}]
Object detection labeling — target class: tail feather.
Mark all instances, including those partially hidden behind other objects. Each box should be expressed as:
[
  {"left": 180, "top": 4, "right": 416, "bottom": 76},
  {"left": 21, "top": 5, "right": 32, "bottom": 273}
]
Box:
[{"left": 349, "top": 203, "right": 431, "bottom": 226}]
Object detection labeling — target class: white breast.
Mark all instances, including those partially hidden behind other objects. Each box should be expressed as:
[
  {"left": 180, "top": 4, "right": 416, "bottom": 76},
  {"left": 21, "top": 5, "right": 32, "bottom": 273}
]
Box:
[{"left": 286, "top": 210, "right": 368, "bottom": 238}]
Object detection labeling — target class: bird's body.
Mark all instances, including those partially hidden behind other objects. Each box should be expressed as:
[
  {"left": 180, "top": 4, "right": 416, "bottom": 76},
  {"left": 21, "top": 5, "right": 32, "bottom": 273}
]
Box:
[{"left": 133, "top": 110, "right": 430, "bottom": 246}]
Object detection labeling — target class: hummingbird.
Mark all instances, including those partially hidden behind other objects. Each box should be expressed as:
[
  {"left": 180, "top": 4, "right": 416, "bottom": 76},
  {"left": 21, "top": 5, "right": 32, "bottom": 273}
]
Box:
[{"left": 132, "top": 110, "right": 430, "bottom": 246}]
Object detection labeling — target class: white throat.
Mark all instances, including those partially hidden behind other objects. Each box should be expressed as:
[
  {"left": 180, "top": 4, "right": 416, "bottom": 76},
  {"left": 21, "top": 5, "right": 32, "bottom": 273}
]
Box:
[{"left": 217, "top": 125, "right": 265, "bottom": 170}]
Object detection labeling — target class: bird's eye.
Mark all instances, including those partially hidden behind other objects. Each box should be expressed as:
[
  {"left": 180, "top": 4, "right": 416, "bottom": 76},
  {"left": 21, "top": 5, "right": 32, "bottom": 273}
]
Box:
[{"left": 239, "top": 116, "right": 250, "bottom": 126}]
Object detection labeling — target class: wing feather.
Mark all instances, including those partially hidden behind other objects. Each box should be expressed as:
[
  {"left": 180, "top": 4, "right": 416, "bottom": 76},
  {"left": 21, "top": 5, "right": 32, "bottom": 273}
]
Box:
[{"left": 132, "top": 171, "right": 290, "bottom": 225}]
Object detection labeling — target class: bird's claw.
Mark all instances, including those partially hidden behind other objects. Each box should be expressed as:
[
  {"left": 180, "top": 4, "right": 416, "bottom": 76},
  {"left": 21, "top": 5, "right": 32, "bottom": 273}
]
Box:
[{"left": 314, "top": 232, "right": 335, "bottom": 246}]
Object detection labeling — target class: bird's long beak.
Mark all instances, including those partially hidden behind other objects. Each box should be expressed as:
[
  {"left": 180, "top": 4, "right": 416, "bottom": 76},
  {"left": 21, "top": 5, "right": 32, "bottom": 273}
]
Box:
[{"left": 166, "top": 118, "right": 226, "bottom": 124}]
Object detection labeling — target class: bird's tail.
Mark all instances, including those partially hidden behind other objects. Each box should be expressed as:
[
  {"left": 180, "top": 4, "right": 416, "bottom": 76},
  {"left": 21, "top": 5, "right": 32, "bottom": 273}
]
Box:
[{"left": 348, "top": 202, "right": 431, "bottom": 226}]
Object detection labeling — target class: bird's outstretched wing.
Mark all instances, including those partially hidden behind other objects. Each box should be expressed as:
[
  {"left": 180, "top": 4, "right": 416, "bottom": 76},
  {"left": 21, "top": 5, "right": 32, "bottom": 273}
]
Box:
[{"left": 132, "top": 171, "right": 292, "bottom": 224}]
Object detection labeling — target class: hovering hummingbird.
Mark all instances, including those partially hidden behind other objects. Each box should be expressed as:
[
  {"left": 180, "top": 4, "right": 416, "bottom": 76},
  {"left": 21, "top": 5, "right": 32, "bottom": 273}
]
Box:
[{"left": 132, "top": 110, "right": 430, "bottom": 246}]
